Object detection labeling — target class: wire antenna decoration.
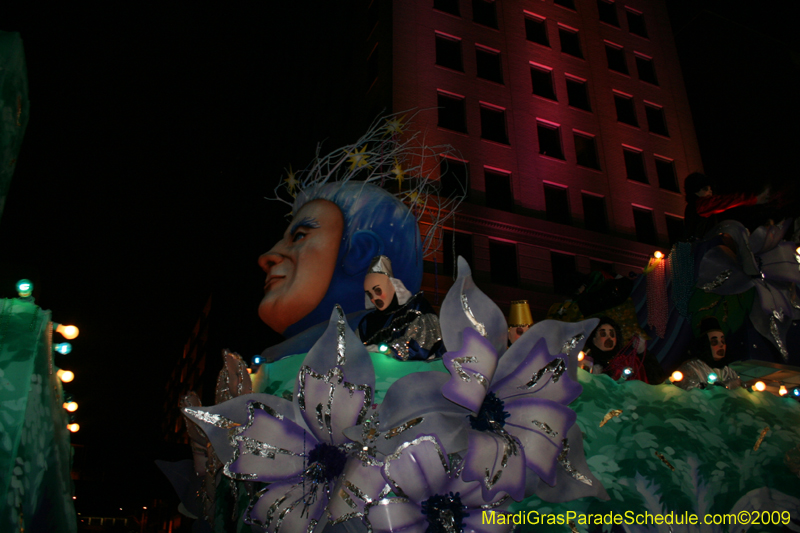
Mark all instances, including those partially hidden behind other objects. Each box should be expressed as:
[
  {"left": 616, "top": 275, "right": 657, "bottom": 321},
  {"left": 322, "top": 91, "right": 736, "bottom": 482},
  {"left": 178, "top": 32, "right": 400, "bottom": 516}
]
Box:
[{"left": 270, "top": 110, "right": 468, "bottom": 259}]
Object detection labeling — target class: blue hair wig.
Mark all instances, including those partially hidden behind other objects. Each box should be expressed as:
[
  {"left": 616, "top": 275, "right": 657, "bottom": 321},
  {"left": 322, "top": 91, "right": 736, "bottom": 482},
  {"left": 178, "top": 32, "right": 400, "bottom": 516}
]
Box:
[{"left": 284, "top": 182, "right": 422, "bottom": 337}]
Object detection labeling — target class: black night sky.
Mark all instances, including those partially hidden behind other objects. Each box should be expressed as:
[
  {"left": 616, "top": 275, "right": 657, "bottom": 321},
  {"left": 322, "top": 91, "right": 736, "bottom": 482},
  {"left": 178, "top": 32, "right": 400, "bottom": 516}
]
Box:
[{"left": 0, "top": 0, "right": 798, "bottom": 517}]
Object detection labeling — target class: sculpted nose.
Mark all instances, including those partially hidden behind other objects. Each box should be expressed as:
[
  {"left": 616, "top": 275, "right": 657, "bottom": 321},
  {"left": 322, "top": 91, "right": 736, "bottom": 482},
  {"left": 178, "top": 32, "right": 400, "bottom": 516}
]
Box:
[{"left": 259, "top": 248, "right": 284, "bottom": 272}]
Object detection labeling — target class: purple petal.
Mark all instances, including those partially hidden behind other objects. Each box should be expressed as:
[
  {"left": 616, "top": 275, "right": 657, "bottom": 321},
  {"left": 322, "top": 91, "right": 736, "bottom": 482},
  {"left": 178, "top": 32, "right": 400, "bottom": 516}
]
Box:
[
  {"left": 494, "top": 319, "right": 597, "bottom": 384},
  {"left": 227, "top": 403, "right": 315, "bottom": 482},
  {"left": 462, "top": 430, "right": 526, "bottom": 502},
  {"left": 503, "top": 397, "right": 576, "bottom": 485},
  {"left": 368, "top": 499, "right": 427, "bottom": 533},
  {"left": 246, "top": 478, "right": 328, "bottom": 533},
  {"left": 491, "top": 339, "right": 581, "bottom": 405},
  {"left": 328, "top": 461, "right": 387, "bottom": 524},
  {"left": 298, "top": 364, "right": 373, "bottom": 445},
  {"left": 439, "top": 257, "right": 508, "bottom": 355},
  {"left": 442, "top": 328, "right": 497, "bottom": 413},
  {"left": 182, "top": 393, "right": 296, "bottom": 466},
  {"left": 303, "top": 305, "right": 375, "bottom": 393},
  {"left": 382, "top": 435, "right": 451, "bottom": 505}
]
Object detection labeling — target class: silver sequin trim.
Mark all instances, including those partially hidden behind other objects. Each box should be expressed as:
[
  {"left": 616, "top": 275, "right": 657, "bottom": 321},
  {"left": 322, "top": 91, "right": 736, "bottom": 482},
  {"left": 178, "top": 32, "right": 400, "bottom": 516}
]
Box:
[
  {"left": 557, "top": 438, "right": 592, "bottom": 486},
  {"left": 385, "top": 436, "right": 449, "bottom": 497},
  {"left": 700, "top": 269, "right": 732, "bottom": 292},
  {"left": 450, "top": 356, "right": 489, "bottom": 390},
  {"left": 183, "top": 408, "right": 240, "bottom": 429},
  {"left": 298, "top": 365, "right": 373, "bottom": 437},
  {"left": 531, "top": 420, "right": 558, "bottom": 438},
  {"left": 560, "top": 334, "right": 585, "bottom": 355},
  {"left": 517, "top": 358, "right": 566, "bottom": 390},
  {"left": 383, "top": 417, "right": 424, "bottom": 439},
  {"left": 770, "top": 315, "right": 789, "bottom": 361},
  {"left": 461, "top": 292, "right": 487, "bottom": 337},
  {"left": 335, "top": 305, "right": 347, "bottom": 366}
]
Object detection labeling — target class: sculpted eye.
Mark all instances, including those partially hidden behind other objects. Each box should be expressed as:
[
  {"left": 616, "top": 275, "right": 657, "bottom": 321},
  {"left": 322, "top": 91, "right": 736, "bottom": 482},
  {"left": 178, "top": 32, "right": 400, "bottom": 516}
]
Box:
[
  {"left": 292, "top": 231, "right": 307, "bottom": 243},
  {"left": 375, "top": 287, "right": 382, "bottom": 296}
]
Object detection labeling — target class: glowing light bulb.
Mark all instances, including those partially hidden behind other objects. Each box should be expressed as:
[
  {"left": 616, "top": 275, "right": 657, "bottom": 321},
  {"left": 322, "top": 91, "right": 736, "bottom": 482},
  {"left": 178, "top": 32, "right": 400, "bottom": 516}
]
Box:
[
  {"left": 54, "top": 342, "right": 72, "bottom": 355},
  {"left": 16, "top": 279, "right": 33, "bottom": 297},
  {"left": 754, "top": 381, "right": 766, "bottom": 392},
  {"left": 379, "top": 344, "right": 389, "bottom": 353},
  {"left": 63, "top": 401, "right": 78, "bottom": 412},
  {"left": 67, "top": 423, "right": 80, "bottom": 433},
  {"left": 622, "top": 367, "right": 633, "bottom": 377},
  {"left": 252, "top": 356, "right": 262, "bottom": 365},
  {"left": 56, "top": 324, "right": 80, "bottom": 339},
  {"left": 577, "top": 351, "right": 585, "bottom": 362},
  {"left": 654, "top": 251, "right": 664, "bottom": 260},
  {"left": 779, "top": 386, "right": 788, "bottom": 396},
  {"left": 707, "top": 372, "right": 718, "bottom": 384},
  {"left": 57, "top": 369, "right": 75, "bottom": 383},
  {"left": 671, "top": 370, "right": 683, "bottom": 382},
  {"left": 793, "top": 388, "right": 800, "bottom": 398},
  {"left": 246, "top": 368, "right": 252, "bottom": 374}
]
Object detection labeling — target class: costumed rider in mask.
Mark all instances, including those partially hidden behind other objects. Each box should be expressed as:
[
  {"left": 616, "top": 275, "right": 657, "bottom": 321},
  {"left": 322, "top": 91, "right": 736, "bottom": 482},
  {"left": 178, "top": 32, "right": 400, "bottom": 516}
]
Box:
[
  {"left": 507, "top": 300, "right": 534, "bottom": 345},
  {"left": 358, "top": 255, "right": 445, "bottom": 361},
  {"left": 673, "top": 317, "right": 741, "bottom": 390}
]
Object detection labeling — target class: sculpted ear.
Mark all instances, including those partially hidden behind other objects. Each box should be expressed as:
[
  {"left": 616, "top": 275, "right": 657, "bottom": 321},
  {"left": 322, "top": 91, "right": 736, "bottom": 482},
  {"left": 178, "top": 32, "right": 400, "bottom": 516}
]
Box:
[{"left": 342, "top": 230, "right": 383, "bottom": 277}]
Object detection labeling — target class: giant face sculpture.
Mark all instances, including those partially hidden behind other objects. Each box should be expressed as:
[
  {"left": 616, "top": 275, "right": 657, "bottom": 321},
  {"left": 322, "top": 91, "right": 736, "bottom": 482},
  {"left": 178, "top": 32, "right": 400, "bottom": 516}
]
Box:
[
  {"left": 258, "top": 199, "right": 344, "bottom": 335},
  {"left": 258, "top": 182, "right": 423, "bottom": 338}
]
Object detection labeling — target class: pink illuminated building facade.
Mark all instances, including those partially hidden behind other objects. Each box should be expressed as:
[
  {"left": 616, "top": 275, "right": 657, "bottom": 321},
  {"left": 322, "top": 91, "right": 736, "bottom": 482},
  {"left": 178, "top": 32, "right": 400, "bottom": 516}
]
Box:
[{"left": 379, "top": 0, "right": 703, "bottom": 315}]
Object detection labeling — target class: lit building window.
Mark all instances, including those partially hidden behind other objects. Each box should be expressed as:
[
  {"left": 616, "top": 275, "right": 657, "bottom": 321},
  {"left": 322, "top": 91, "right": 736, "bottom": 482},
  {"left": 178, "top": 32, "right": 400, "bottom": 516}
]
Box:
[
  {"left": 530, "top": 63, "right": 557, "bottom": 100},
  {"left": 480, "top": 104, "right": 509, "bottom": 144},
  {"left": 665, "top": 214, "right": 685, "bottom": 244},
  {"left": 490, "top": 240, "right": 518, "bottom": 286},
  {"left": 626, "top": 9, "right": 648, "bottom": 38},
  {"left": 645, "top": 103, "right": 669, "bottom": 136},
  {"left": 655, "top": 156, "right": 679, "bottom": 192},
  {"left": 472, "top": 0, "right": 497, "bottom": 28},
  {"left": 484, "top": 168, "right": 514, "bottom": 212},
  {"left": 614, "top": 92, "right": 638, "bottom": 127},
  {"left": 476, "top": 46, "right": 503, "bottom": 84},
  {"left": 437, "top": 91, "right": 467, "bottom": 132},
  {"left": 537, "top": 121, "right": 565, "bottom": 159},
  {"left": 551, "top": 251, "right": 577, "bottom": 295},
  {"left": 524, "top": 13, "right": 549, "bottom": 46},
  {"left": 544, "top": 183, "right": 572, "bottom": 225},
  {"left": 597, "top": 0, "right": 619, "bottom": 26},
  {"left": 623, "top": 146, "right": 648, "bottom": 183},
  {"left": 582, "top": 193, "right": 609, "bottom": 233},
  {"left": 633, "top": 206, "right": 657, "bottom": 245},
  {"left": 574, "top": 132, "right": 600, "bottom": 170},
  {"left": 559, "top": 26, "right": 583, "bottom": 59},
  {"left": 439, "top": 157, "right": 469, "bottom": 199},
  {"left": 605, "top": 42, "right": 628, "bottom": 74},
  {"left": 635, "top": 53, "right": 658, "bottom": 85},
  {"left": 435, "top": 33, "right": 463, "bottom": 72},
  {"left": 566, "top": 76, "right": 591, "bottom": 111}
]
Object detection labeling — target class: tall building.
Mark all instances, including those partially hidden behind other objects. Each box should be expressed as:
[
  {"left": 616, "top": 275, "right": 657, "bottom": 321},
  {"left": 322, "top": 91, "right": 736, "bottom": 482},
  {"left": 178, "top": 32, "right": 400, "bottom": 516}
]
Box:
[{"left": 385, "top": 0, "right": 702, "bottom": 316}]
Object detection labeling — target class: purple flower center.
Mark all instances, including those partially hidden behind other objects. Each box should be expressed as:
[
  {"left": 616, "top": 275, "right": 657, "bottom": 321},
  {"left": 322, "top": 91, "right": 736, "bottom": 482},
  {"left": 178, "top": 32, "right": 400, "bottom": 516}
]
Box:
[
  {"left": 469, "top": 392, "right": 510, "bottom": 432},
  {"left": 420, "top": 491, "right": 468, "bottom": 533},
  {"left": 306, "top": 442, "right": 347, "bottom": 483}
]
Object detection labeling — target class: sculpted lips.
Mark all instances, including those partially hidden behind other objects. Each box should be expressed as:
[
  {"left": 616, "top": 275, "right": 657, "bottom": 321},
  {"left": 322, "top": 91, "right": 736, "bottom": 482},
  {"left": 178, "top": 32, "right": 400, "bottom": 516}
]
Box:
[
  {"left": 374, "top": 299, "right": 385, "bottom": 309},
  {"left": 604, "top": 339, "right": 614, "bottom": 348},
  {"left": 264, "top": 275, "right": 286, "bottom": 292}
]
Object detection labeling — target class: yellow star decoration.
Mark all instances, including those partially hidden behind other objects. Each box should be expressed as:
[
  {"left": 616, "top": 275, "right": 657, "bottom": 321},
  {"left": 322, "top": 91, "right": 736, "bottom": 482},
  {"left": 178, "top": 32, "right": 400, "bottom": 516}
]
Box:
[
  {"left": 284, "top": 166, "right": 299, "bottom": 197},
  {"left": 406, "top": 190, "right": 425, "bottom": 206},
  {"left": 347, "top": 145, "right": 371, "bottom": 171},
  {"left": 391, "top": 160, "right": 405, "bottom": 190},
  {"left": 384, "top": 115, "right": 406, "bottom": 136}
]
